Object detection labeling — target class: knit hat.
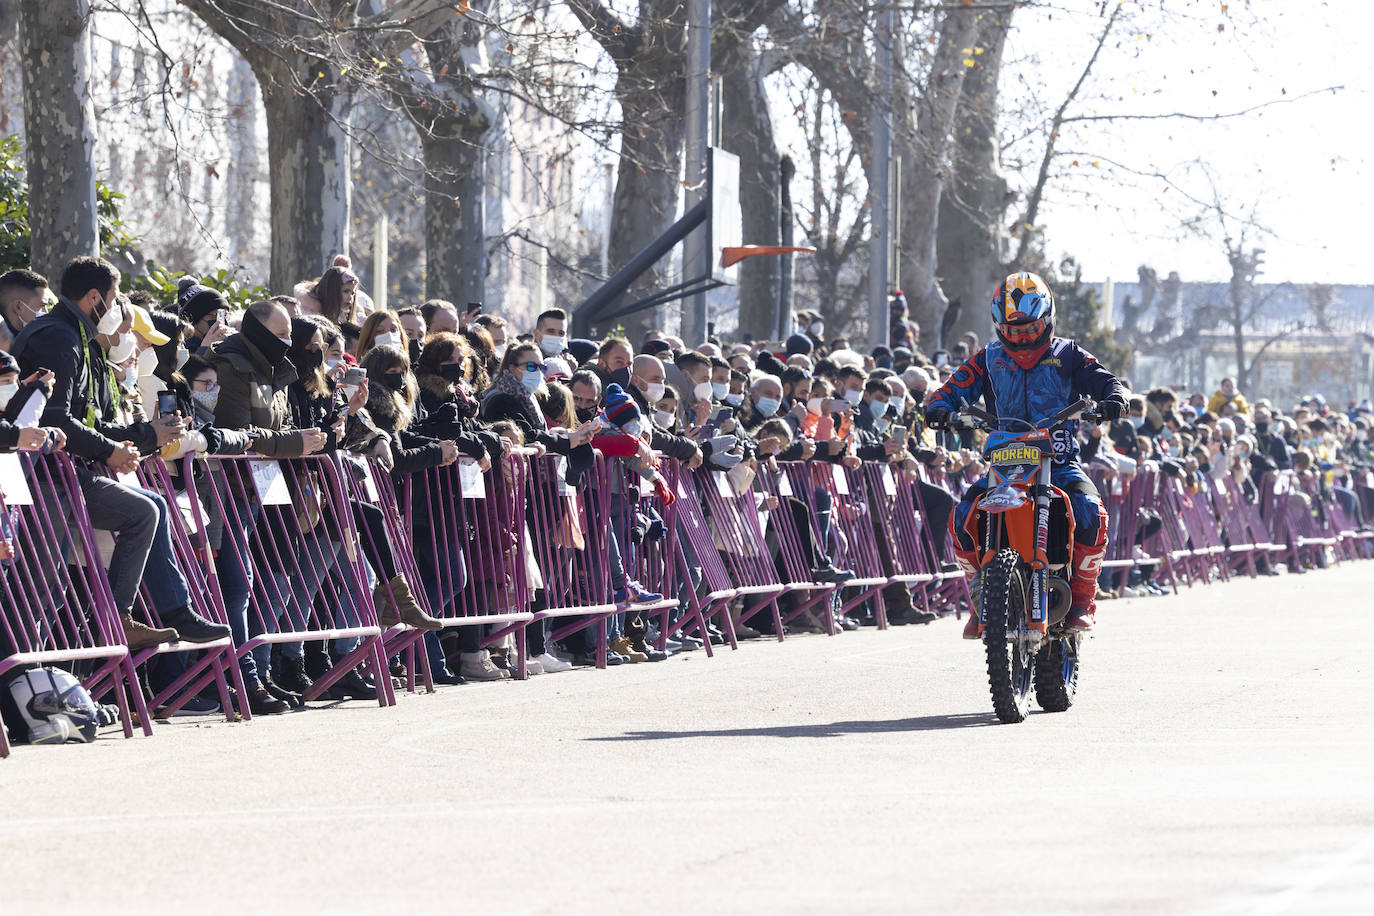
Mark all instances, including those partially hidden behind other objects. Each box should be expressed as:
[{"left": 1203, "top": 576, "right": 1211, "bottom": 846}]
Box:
[
  {"left": 175, "top": 277, "right": 228, "bottom": 326},
  {"left": 785, "top": 333, "right": 813, "bottom": 356},
  {"left": 602, "top": 382, "right": 641, "bottom": 429},
  {"left": 566, "top": 338, "right": 598, "bottom": 366},
  {"left": 0, "top": 349, "right": 17, "bottom": 376}
]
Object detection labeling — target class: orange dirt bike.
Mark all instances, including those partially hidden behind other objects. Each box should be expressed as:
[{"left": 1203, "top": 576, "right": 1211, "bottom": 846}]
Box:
[{"left": 950, "top": 398, "right": 1101, "bottom": 724}]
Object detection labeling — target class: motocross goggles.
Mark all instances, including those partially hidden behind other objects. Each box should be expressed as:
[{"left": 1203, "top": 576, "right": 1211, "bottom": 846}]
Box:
[{"left": 999, "top": 316, "right": 1048, "bottom": 344}]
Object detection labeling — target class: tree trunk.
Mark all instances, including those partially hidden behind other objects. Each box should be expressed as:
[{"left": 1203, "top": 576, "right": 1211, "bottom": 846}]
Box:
[
  {"left": 936, "top": 9, "right": 1012, "bottom": 348},
  {"left": 720, "top": 46, "right": 780, "bottom": 341},
  {"left": 18, "top": 0, "right": 97, "bottom": 279},
  {"left": 419, "top": 123, "right": 487, "bottom": 305},
  {"left": 605, "top": 65, "right": 685, "bottom": 343},
  {"left": 258, "top": 60, "right": 351, "bottom": 293},
  {"left": 894, "top": 6, "right": 981, "bottom": 345},
  {"left": 225, "top": 55, "right": 261, "bottom": 273}
]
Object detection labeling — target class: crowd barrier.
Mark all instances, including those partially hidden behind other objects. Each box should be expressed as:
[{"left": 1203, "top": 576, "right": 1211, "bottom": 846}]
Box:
[{"left": 2, "top": 439, "right": 1371, "bottom": 754}]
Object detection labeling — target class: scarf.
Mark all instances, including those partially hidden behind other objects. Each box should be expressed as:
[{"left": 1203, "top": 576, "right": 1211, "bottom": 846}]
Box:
[{"left": 487, "top": 368, "right": 546, "bottom": 431}]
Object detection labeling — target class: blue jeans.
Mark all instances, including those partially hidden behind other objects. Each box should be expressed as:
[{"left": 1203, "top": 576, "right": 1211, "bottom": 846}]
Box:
[
  {"left": 77, "top": 470, "right": 192, "bottom": 614},
  {"left": 216, "top": 497, "right": 260, "bottom": 681}
]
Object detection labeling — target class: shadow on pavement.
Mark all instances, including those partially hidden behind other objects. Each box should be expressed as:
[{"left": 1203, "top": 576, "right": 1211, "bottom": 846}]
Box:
[{"left": 587, "top": 712, "right": 999, "bottom": 741}]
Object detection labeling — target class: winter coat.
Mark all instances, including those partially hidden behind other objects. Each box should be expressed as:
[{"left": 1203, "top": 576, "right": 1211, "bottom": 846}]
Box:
[{"left": 206, "top": 332, "right": 308, "bottom": 457}]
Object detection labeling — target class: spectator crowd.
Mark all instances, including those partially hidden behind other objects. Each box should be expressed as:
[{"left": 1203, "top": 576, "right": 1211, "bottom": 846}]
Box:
[{"left": 1, "top": 262, "right": 1371, "bottom": 744}]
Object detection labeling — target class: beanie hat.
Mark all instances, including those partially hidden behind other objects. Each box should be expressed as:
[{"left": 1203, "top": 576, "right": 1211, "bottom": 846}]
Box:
[
  {"left": 0, "top": 349, "right": 17, "bottom": 376},
  {"left": 785, "top": 333, "right": 813, "bottom": 356},
  {"left": 176, "top": 277, "right": 228, "bottom": 326},
  {"left": 602, "top": 382, "right": 641, "bottom": 429},
  {"left": 566, "top": 338, "right": 598, "bottom": 366}
]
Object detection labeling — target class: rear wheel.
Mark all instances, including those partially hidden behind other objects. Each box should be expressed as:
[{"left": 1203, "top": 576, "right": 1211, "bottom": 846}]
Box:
[
  {"left": 980, "top": 548, "right": 1033, "bottom": 723},
  {"left": 1034, "top": 635, "right": 1080, "bottom": 712}
]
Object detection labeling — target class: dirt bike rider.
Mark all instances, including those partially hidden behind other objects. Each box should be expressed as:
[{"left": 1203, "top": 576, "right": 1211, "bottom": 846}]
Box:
[{"left": 922, "top": 272, "right": 1128, "bottom": 638}]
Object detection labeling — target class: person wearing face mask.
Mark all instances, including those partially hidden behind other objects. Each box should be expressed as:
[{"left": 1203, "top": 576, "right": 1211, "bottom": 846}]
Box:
[
  {"left": 531, "top": 307, "right": 568, "bottom": 359},
  {"left": 1251, "top": 406, "right": 1291, "bottom": 470},
  {"left": 413, "top": 332, "right": 504, "bottom": 458},
  {"left": 625, "top": 355, "right": 704, "bottom": 467},
  {"left": 0, "top": 350, "right": 66, "bottom": 454},
  {"left": 479, "top": 342, "right": 598, "bottom": 456},
  {"left": 174, "top": 277, "right": 232, "bottom": 355},
  {"left": 593, "top": 336, "right": 634, "bottom": 389},
  {"left": 663, "top": 349, "right": 714, "bottom": 428},
  {"left": 11, "top": 256, "right": 232, "bottom": 654},
  {"left": 0, "top": 268, "right": 53, "bottom": 354},
  {"left": 356, "top": 308, "right": 406, "bottom": 361},
  {"left": 569, "top": 369, "right": 603, "bottom": 426},
  {"left": 396, "top": 306, "right": 427, "bottom": 364}
]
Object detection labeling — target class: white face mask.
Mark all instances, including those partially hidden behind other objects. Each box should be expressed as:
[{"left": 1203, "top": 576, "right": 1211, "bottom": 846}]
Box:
[
  {"left": 810, "top": 321, "right": 824, "bottom": 336},
  {"left": 108, "top": 331, "right": 136, "bottom": 364},
  {"left": 325, "top": 358, "right": 341, "bottom": 373},
  {"left": 723, "top": 393, "right": 743, "bottom": 407},
  {"left": 136, "top": 346, "right": 158, "bottom": 378},
  {"left": 538, "top": 335, "right": 565, "bottom": 357},
  {"left": 374, "top": 330, "right": 403, "bottom": 350},
  {"left": 0, "top": 381, "right": 17, "bottom": 409},
  {"left": 806, "top": 397, "right": 823, "bottom": 415},
  {"left": 711, "top": 382, "right": 729, "bottom": 399},
  {"left": 644, "top": 381, "right": 665, "bottom": 404},
  {"left": 493, "top": 343, "right": 507, "bottom": 361},
  {"left": 693, "top": 381, "right": 713, "bottom": 402},
  {"left": 652, "top": 409, "right": 673, "bottom": 429},
  {"left": 122, "top": 366, "right": 138, "bottom": 386},
  {"left": 175, "top": 344, "right": 190, "bottom": 370},
  {"left": 843, "top": 388, "right": 863, "bottom": 405},
  {"left": 95, "top": 297, "right": 123, "bottom": 336}
]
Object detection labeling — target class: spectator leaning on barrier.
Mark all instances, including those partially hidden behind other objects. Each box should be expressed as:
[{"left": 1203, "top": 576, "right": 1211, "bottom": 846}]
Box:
[
  {"left": 11, "top": 256, "right": 231, "bottom": 651},
  {"left": 0, "top": 350, "right": 66, "bottom": 454}
]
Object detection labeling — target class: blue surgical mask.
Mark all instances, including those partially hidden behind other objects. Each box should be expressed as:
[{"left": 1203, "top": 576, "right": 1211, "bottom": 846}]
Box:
[
  {"left": 755, "top": 396, "right": 781, "bottom": 417},
  {"left": 869, "top": 399, "right": 887, "bottom": 419},
  {"left": 521, "top": 368, "right": 542, "bottom": 394},
  {"left": 622, "top": 420, "right": 642, "bottom": 438},
  {"left": 875, "top": 417, "right": 890, "bottom": 434},
  {"left": 724, "top": 393, "right": 743, "bottom": 407},
  {"left": 1129, "top": 415, "right": 1144, "bottom": 429},
  {"left": 711, "top": 382, "right": 729, "bottom": 400}
]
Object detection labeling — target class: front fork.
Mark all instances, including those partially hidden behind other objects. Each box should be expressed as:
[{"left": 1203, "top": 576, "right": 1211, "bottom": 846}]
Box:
[{"left": 1028, "top": 456, "right": 1053, "bottom": 635}]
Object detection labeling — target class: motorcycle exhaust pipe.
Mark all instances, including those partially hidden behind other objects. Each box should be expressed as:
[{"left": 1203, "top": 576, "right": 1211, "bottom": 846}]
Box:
[{"left": 1047, "top": 577, "right": 1073, "bottom": 624}]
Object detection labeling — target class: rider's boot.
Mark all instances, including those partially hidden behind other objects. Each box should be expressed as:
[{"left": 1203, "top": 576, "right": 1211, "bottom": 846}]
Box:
[
  {"left": 1066, "top": 540, "right": 1107, "bottom": 632},
  {"left": 953, "top": 546, "right": 983, "bottom": 639}
]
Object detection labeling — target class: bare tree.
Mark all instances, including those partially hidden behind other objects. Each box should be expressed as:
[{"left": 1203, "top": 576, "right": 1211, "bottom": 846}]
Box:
[{"left": 18, "top": 0, "right": 98, "bottom": 278}]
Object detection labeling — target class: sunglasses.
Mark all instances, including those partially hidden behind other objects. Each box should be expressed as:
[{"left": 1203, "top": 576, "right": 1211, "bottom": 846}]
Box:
[{"left": 522, "top": 361, "right": 541, "bottom": 373}]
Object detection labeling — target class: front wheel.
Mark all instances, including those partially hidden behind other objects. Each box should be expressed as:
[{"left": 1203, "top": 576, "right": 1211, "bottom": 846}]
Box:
[
  {"left": 1034, "top": 635, "right": 1080, "bottom": 712},
  {"left": 980, "top": 548, "right": 1034, "bottom": 723}
]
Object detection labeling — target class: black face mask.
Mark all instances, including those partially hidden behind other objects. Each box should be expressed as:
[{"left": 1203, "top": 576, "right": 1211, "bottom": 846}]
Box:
[
  {"left": 409, "top": 339, "right": 422, "bottom": 364},
  {"left": 241, "top": 310, "right": 291, "bottom": 369},
  {"left": 1254, "top": 421, "right": 1269, "bottom": 435},
  {"left": 293, "top": 349, "right": 323, "bottom": 372},
  {"left": 378, "top": 371, "right": 407, "bottom": 392},
  {"left": 575, "top": 405, "right": 597, "bottom": 424},
  {"left": 610, "top": 366, "right": 631, "bottom": 388},
  {"left": 440, "top": 362, "right": 465, "bottom": 383}
]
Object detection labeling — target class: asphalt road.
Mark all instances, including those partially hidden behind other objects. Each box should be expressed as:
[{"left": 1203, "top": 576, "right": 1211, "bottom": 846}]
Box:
[{"left": 2, "top": 561, "right": 1372, "bottom": 915}]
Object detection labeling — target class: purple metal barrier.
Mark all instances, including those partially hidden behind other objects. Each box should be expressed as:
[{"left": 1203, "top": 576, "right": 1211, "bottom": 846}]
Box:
[
  {"left": 912, "top": 464, "right": 972, "bottom": 613},
  {"left": 863, "top": 462, "right": 937, "bottom": 601},
  {"left": 79, "top": 457, "right": 242, "bottom": 720},
  {"left": 686, "top": 462, "right": 787, "bottom": 640},
  {"left": 752, "top": 463, "right": 840, "bottom": 639},
  {"left": 1201, "top": 475, "right": 1262, "bottom": 578},
  {"left": 790, "top": 462, "right": 889, "bottom": 628},
  {"left": 185, "top": 453, "right": 393, "bottom": 707},
  {"left": 400, "top": 450, "right": 536, "bottom": 677},
  {"left": 0, "top": 451, "right": 144, "bottom": 756}
]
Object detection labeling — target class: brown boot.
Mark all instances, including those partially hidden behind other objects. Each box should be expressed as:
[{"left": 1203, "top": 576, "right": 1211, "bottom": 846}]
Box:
[
  {"left": 373, "top": 575, "right": 443, "bottom": 631},
  {"left": 119, "top": 611, "right": 178, "bottom": 650}
]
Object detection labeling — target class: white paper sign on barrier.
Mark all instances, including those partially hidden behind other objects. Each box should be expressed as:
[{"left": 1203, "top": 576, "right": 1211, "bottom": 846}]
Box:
[
  {"left": 881, "top": 465, "right": 897, "bottom": 497},
  {"left": 249, "top": 459, "right": 293, "bottom": 506},
  {"left": 459, "top": 458, "right": 486, "bottom": 499},
  {"left": 832, "top": 464, "right": 850, "bottom": 495},
  {"left": 777, "top": 471, "right": 793, "bottom": 498},
  {"left": 714, "top": 470, "right": 733, "bottom": 499},
  {"left": 0, "top": 453, "right": 33, "bottom": 505},
  {"left": 361, "top": 461, "right": 380, "bottom": 501},
  {"left": 554, "top": 456, "right": 573, "bottom": 496}
]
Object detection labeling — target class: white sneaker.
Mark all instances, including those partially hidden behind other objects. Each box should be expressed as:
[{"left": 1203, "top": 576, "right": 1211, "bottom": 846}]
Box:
[
  {"left": 524, "top": 657, "right": 544, "bottom": 676},
  {"left": 1120, "top": 586, "right": 1140, "bottom": 598},
  {"left": 459, "top": 650, "right": 506, "bottom": 682},
  {"left": 534, "top": 652, "right": 572, "bottom": 673}
]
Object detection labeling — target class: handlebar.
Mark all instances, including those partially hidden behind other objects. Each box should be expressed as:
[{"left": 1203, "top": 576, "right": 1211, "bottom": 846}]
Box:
[{"left": 951, "top": 397, "right": 1100, "bottom": 432}]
